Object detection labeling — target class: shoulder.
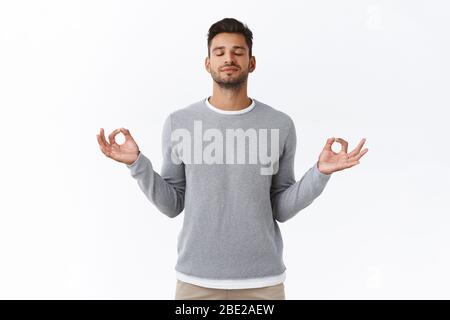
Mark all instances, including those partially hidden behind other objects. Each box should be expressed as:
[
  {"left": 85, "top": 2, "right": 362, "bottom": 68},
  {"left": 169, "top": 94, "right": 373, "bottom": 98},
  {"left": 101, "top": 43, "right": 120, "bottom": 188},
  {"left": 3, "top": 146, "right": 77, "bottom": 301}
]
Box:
[
  {"left": 169, "top": 98, "right": 205, "bottom": 120},
  {"left": 253, "top": 98, "right": 295, "bottom": 128},
  {"left": 160, "top": 99, "right": 205, "bottom": 131}
]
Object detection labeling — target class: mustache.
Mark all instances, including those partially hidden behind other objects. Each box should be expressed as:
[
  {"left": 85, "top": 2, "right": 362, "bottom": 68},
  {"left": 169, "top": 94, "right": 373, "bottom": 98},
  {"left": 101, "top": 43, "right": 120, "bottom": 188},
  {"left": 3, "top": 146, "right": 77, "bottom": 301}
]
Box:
[{"left": 220, "top": 64, "right": 240, "bottom": 69}]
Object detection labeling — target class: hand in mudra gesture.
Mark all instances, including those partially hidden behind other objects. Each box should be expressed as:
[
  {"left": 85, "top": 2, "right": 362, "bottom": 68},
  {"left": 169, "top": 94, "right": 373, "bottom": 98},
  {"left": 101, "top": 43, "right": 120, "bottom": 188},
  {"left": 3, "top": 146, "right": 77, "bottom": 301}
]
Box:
[
  {"left": 96, "top": 127, "right": 140, "bottom": 165},
  {"left": 317, "top": 137, "right": 369, "bottom": 175}
]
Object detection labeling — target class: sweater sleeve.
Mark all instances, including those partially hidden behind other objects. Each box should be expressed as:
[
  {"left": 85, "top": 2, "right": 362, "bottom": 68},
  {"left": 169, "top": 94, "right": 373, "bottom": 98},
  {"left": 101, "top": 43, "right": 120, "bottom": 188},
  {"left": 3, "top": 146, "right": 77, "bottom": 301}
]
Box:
[
  {"left": 126, "top": 114, "right": 186, "bottom": 218},
  {"left": 270, "top": 118, "right": 332, "bottom": 222}
]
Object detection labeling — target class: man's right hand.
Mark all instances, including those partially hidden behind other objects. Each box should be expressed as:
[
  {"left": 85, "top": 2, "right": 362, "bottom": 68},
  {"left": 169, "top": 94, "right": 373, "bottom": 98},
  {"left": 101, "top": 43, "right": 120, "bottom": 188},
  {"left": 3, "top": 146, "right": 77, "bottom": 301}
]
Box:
[{"left": 96, "top": 127, "right": 140, "bottom": 165}]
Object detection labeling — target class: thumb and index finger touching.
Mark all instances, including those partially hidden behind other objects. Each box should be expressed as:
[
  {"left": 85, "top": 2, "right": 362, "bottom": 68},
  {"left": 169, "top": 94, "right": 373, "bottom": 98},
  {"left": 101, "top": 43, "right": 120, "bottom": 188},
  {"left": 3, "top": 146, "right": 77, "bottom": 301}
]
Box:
[
  {"left": 323, "top": 137, "right": 353, "bottom": 154},
  {"left": 323, "top": 137, "right": 338, "bottom": 153},
  {"left": 108, "top": 128, "right": 132, "bottom": 145},
  {"left": 96, "top": 127, "right": 133, "bottom": 148}
]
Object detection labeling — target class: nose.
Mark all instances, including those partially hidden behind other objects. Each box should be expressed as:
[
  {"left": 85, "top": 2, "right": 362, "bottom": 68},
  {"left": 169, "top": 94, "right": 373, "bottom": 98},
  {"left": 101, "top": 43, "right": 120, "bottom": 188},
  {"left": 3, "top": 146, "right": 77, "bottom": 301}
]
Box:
[{"left": 224, "top": 52, "right": 236, "bottom": 66}]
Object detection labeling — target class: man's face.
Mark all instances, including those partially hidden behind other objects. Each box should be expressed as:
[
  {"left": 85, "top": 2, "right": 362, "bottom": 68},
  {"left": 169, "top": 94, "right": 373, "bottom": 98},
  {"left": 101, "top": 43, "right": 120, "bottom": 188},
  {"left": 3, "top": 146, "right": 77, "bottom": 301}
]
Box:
[{"left": 205, "top": 32, "right": 256, "bottom": 90}]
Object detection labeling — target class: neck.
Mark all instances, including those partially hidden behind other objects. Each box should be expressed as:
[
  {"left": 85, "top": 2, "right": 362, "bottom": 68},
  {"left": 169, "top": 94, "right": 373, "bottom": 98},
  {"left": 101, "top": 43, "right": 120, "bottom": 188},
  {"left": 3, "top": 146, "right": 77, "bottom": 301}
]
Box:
[{"left": 209, "top": 82, "right": 252, "bottom": 111}]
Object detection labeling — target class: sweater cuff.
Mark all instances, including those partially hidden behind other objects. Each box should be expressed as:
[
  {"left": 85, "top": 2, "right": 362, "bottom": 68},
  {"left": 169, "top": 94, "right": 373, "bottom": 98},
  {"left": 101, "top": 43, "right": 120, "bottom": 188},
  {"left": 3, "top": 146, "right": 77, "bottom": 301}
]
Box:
[
  {"left": 126, "top": 151, "right": 142, "bottom": 168},
  {"left": 313, "top": 161, "right": 332, "bottom": 182},
  {"left": 126, "top": 151, "right": 153, "bottom": 178}
]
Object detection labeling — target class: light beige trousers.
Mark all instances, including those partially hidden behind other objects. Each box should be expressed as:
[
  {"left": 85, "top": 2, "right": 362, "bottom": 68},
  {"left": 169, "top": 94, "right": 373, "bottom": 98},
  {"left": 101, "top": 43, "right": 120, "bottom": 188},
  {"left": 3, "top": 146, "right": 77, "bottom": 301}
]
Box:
[{"left": 175, "top": 279, "right": 286, "bottom": 300}]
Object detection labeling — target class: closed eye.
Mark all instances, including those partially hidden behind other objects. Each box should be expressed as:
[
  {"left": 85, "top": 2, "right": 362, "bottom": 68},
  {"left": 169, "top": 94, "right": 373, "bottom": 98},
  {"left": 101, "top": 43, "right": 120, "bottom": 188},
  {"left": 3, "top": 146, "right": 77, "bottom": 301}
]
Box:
[{"left": 216, "top": 53, "right": 244, "bottom": 56}]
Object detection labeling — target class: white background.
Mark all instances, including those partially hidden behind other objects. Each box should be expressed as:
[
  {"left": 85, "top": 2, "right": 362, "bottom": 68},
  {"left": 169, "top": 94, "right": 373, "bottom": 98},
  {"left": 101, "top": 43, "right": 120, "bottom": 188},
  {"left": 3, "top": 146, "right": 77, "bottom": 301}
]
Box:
[{"left": 0, "top": 0, "right": 449, "bottom": 299}]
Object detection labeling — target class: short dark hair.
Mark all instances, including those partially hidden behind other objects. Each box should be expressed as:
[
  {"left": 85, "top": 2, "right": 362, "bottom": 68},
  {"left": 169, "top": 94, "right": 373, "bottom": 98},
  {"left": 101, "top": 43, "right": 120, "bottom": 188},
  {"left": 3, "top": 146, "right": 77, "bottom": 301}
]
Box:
[{"left": 207, "top": 18, "right": 253, "bottom": 57}]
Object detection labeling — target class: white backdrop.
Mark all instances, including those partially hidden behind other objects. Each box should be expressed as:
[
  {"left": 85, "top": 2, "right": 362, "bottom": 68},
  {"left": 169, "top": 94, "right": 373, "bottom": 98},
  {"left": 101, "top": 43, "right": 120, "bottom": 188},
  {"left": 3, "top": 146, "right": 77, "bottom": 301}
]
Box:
[{"left": 0, "top": 0, "right": 449, "bottom": 299}]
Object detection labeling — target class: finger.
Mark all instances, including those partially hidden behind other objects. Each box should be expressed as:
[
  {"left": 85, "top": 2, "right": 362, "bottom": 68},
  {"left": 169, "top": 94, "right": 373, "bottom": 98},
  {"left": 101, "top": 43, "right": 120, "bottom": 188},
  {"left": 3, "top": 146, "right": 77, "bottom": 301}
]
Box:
[
  {"left": 96, "top": 134, "right": 108, "bottom": 153},
  {"left": 336, "top": 138, "right": 348, "bottom": 153},
  {"left": 348, "top": 138, "right": 366, "bottom": 157},
  {"left": 96, "top": 134, "right": 104, "bottom": 147},
  {"left": 349, "top": 148, "right": 369, "bottom": 161},
  {"left": 120, "top": 127, "right": 132, "bottom": 139},
  {"left": 324, "top": 137, "right": 336, "bottom": 152},
  {"left": 99, "top": 128, "right": 111, "bottom": 147},
  {"left": 108, "top": 128, "right": 121, "bottom": 145},
  {"left": 97, "top": 130, "right": 112, "bottom": 157},
  {"left": 96, "top": 133, "right": 109, "bottom": 150},
  {"left": 97, "top": 138, "right": 111, "bottom": 157},
  {"left": 344, "top": 160, "right": 360, "bottom": 169}
]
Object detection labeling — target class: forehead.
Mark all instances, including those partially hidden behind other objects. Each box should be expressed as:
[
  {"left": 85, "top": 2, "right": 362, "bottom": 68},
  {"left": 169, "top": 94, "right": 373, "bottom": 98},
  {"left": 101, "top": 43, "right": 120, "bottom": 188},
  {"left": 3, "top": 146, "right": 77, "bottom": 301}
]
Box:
[{"left": 210, "top": 32, "right": 248, "bottom": 51}]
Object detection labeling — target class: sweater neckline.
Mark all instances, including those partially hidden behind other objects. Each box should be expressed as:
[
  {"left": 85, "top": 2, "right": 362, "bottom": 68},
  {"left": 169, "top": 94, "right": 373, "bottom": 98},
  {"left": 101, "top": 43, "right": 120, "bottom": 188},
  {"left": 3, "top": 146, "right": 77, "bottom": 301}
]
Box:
[{"left": 204, "top": 96, "right": 256, "bottom": 115}]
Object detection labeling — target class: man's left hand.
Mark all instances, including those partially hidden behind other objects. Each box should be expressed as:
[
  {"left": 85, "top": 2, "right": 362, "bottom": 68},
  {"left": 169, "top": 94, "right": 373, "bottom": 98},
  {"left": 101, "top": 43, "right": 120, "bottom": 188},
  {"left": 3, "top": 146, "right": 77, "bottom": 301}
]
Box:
[{"left": 317, "top": 137, "right": 369, "bottom": 175}]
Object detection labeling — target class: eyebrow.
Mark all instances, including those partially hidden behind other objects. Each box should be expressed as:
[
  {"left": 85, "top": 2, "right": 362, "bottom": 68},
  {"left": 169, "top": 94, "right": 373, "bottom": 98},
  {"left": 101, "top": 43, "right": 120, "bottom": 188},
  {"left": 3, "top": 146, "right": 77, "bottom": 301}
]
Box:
[{"left": 212, "top": 45, "right": 247, "bottom": 52}]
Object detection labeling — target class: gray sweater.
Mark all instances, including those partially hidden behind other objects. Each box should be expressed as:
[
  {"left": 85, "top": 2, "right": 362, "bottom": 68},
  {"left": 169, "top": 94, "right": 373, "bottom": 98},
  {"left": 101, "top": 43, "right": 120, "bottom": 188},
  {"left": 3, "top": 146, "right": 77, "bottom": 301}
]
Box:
[{"left": 126, "top": 97, "right": 332, "bottom": 280}]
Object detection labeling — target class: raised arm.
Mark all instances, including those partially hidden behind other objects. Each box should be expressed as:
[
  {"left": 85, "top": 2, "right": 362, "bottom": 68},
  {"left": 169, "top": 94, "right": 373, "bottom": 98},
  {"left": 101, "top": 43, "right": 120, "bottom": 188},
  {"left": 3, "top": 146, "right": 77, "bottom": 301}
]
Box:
[
  {"left": 270, "top": 118, "right": 332, "bottom": 223},
  {"left": 126, "top": 114, "right": 186, "bottom": 218},
  {"left": 270, "top": 117, "right": 369, "bottom": 223},
  {"left": 96, "top": 114, "right": 186, "bottom": 218}
]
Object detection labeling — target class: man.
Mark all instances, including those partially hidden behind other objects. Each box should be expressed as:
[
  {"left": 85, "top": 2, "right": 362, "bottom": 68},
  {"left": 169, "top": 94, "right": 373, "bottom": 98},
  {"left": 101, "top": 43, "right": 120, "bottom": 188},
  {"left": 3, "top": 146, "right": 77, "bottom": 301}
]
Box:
[{"left": 96, "top": 18, "right": 368, "bottom": 300}]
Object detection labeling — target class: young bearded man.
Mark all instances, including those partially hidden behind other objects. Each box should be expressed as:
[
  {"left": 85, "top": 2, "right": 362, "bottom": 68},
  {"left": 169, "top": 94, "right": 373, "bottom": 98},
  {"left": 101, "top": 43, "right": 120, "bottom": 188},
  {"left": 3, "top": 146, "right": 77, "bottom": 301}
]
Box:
[{"left": 96, "top": 18, "right": 369, "bottom": 300}]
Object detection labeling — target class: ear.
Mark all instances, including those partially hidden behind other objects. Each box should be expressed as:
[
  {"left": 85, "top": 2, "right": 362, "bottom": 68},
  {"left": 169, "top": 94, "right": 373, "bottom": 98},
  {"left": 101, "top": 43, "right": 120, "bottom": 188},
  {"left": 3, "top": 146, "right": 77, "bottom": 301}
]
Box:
[
  {"left": 205, "top": 56, "right": 211, "bottom": 73},
  {"left": 249, "top": 56, "right": 256, "bottom": 73}
]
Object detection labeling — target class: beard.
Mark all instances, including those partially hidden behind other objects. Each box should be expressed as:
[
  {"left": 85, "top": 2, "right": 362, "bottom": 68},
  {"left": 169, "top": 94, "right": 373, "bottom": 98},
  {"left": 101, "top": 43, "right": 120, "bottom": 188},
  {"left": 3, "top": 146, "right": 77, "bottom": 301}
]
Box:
[{"left": 210, "top": 68, "right": 249, "bottom": 90}]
